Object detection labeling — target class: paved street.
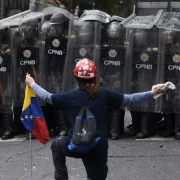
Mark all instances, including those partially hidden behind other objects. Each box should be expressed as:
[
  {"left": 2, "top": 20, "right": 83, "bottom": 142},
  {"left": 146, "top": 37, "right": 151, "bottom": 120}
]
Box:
[{"left": 0, "top": 112, "right": 180, "bottom": 180}]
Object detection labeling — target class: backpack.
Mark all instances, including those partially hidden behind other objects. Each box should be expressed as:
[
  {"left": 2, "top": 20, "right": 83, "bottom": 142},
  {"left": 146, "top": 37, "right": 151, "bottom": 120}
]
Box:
[{"left": 68, "top": 105, "right": 101, "bottom": 154}]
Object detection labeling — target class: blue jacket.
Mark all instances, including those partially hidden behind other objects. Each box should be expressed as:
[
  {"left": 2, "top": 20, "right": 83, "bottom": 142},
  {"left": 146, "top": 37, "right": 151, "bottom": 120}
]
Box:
[{"left": 32, "top": 84, "right": 153, "bottom": 149}]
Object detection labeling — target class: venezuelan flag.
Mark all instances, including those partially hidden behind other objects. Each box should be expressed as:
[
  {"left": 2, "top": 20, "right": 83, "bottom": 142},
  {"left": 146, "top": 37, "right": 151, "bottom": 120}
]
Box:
[{"left": 21, "top": 85, "right": 49, "bottom": 144}]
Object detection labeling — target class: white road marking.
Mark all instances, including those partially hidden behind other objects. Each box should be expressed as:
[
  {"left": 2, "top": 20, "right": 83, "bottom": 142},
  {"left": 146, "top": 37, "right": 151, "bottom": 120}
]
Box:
[
  {"left": 136, "top": 137, "right": 174, "bottom": 141},
  {"left": 0, "top": 137, "right": 26, "bottom": 142}
]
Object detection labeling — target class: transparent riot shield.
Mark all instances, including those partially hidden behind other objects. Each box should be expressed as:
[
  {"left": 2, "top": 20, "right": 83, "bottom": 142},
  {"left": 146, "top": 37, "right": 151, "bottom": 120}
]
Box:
[
  {"left": 121, "top": 10, "right": 163, "bottom": 29},
  {"left": 0, "top": 28, "right": 13, "bottom": 113},
  {"left": 123, "top": 27, "right": 162, "bottom": 112},
  {"left": 40, "top": 10, "right": 72, "bottom": 93},
  {"left": 156, "top": 12, "right": 180, "bottom": 113},
  {"left": 13, "top": 22, "right": 40, "bottom": 107},
  {"left": 100, "top": 20, "right": 126, "bottom": 92},
  {"left": 157, "top": 12, "right": 180, "bottom": 32},
  {"left": 160, "top": 29, "right": 180, "bottom": 113},
  {"left": 63, "top": 12, "right": 108, "bottom": 91}
]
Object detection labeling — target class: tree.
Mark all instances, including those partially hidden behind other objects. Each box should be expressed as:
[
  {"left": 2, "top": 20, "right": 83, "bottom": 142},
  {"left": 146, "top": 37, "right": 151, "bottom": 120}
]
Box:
[{"left": 61, "top": 0, "right": 136, "bottom": 16}]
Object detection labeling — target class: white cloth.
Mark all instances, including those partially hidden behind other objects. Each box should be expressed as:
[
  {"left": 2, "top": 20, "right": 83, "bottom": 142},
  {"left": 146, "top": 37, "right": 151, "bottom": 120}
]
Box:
[{"left": 151, "top": 82, "right": 176, "bottom": 99}]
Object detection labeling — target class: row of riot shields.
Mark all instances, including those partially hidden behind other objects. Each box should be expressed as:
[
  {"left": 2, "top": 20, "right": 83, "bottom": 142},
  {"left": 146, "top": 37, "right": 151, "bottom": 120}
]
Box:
[
  {"left": 63, "top": 10, "right": 180, "bottom": 114},
  {"left": 1, "top": 7, "right": 180, "bottom": 119},
  {"left": 0, "top": 7, "right": 74, "bottom": 132},
  {"left": 121, "top": 11, "right": 180, "bottom": 114}
]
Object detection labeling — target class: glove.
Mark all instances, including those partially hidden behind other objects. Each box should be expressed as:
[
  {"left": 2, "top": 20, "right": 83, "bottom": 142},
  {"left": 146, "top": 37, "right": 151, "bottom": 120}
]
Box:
[
  {"left": 25, "top": 74, "right": 35, "bottom": 87},
  {"left": 151, "top": 82, "right": 176, "bottom": 99}
]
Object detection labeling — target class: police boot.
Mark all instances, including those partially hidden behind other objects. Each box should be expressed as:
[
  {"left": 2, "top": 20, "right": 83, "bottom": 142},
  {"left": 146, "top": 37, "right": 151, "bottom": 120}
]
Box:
[
  {"left": 135, "top": 113, "right": 150, "bottom": 139},
  {"left": 175, "top": 113, "right": 180, "bottom": 140},
  {"left": 110, "top": 109, "right": 125, "bottom": 140},
  {"left": 1, "top": 113, "right": 14, "bottom": 140},
  {"left": 130, "top": 111, "right": 141, "bottom": 136},
  {"left": 160, "top": 113, "right": 174, "bottom": 137}
]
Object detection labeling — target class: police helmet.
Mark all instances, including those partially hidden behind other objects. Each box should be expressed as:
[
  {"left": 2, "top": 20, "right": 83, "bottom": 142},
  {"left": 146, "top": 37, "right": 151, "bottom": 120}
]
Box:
[
  {"left": 49, "top": 13, "right": 69, "bottom": 36},
  {"left": 77, "top": 21, "right": 93, "bottom": 45},
  {"left": 50, "top": 13, "right": 68, "bottom": 25},
  {"left": 165, "top": 30, "right": 175, "bottom": 45},
  {"left": 20, "top": 22, "right": 38, "bottom": 39},
  {"left": 134, "top": 29, "right": 148, "bottom": 46},
  {"left": 41, "top": 22, "right": 52, "bottom": 36},
  {"left": 107, "top": 21, "right": 122, "bottom": 39}
]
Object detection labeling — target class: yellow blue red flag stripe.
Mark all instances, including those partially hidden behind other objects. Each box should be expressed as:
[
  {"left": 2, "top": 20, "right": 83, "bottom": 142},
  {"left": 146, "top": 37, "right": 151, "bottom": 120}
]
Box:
[{"left": 21, "top": 85, "right": 49, "bottom": 144}]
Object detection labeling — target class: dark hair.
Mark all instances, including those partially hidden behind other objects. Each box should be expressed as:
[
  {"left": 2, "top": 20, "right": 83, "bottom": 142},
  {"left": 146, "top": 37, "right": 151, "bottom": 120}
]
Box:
[
  {"left": 76, "top": 77, "right": 100, "bottom": 98},
  {"left": 86, "top": 84, "right": 100, "bottom": 98}
]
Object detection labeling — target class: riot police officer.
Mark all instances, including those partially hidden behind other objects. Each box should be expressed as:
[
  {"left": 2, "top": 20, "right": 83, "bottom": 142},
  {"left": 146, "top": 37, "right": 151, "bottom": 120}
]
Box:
[
  {"left": 15, "top": 21, "right": 40, "bottom": 138},
  {"left": 160, "top": 30, "right": 180, "bottom": 139},
  {"left": 0, "top": 28, "right": 14, "bottom": 140},
  {"left": 129, "top": 28, "right": 161, "bottom": 139},
  {"left": 100, "top": 20, "right": 125, "bottom": 139},
  {"left": 74, "top": 21, "right": 95, "bottom": 61},
  {"left": 41, "top": 12, "right": 70, "bottom": 136}
]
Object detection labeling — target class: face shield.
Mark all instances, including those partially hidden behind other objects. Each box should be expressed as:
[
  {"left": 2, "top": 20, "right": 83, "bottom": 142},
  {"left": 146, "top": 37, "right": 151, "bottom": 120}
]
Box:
[
  {"left": 20, "top": 23, "right": 38, "bottom": 42},
  {"left": 134, "top": 29, "right": 148, "bottom": 46},
  {"left": 164, "top": 30, "right": 175, "bottom": 45},
  {"left": 49, "top": 13, "right": 69, "bottom": 36}
]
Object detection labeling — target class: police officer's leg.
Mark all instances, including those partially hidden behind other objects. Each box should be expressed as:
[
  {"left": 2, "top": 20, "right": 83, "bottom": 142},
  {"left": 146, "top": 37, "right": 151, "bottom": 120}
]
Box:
[
  {"left": 1, "top": 113, "right": 14, "bottom": 140},
  {"left": 50, "top": 108, "right": 69, "bottom": 137},
  {"left": 57, "top": 109, "right": 69, "bottom": 136},
  {"left": 161, "top": 113, "right": 174, "bottom": 137},
  {"left": 130, "top": 111, "right": 141, "bottom": 136},
  {"left": 135, "top": 112, "right": 154, "bottom": 139},
  {"left": 110, "top": 109, "right": 125, "bottom": 140},
  {"left": 51, "top": 136, "right": 69, "bottom": 180},
  {"left": 148, "top": 113, "right": 159, "bottom": 137},
  {"left": 82, "top": 149, "right": 108, "bottom": 180}
]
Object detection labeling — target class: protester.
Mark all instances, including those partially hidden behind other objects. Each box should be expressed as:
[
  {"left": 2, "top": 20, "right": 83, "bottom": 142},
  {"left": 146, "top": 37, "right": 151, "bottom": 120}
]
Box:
[{"left": 25, "top": 58, "right": 168, "bottom": 180}]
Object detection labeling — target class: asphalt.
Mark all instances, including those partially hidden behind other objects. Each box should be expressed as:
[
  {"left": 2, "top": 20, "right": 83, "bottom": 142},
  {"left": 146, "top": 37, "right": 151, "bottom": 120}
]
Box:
[{"left": 0, "top": 112, "right": 180, "bottom": 180}]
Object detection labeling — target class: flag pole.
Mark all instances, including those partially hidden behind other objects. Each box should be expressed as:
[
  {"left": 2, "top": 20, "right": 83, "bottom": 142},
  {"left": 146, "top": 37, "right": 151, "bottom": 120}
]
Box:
[{"left": 29, "top": 133, "right": 32, "bottom": 180}]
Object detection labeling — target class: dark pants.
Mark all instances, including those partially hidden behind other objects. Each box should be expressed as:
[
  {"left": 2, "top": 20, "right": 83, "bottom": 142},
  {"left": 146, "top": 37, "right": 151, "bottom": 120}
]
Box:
[{"left": 51, "top": 136, "right": 108, "bottom": 180}]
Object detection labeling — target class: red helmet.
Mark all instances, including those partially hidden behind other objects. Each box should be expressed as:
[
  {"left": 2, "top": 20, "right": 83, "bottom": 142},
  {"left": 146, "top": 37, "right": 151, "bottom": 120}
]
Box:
[{"left": 73, "top": 58, "right": 97, "bottom": 79}]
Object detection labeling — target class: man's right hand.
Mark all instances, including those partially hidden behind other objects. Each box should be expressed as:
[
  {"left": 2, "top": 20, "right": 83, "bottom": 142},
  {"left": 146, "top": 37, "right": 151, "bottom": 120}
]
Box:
[{"left": 25, "top": 74, "right": 35, "bottom": 87}]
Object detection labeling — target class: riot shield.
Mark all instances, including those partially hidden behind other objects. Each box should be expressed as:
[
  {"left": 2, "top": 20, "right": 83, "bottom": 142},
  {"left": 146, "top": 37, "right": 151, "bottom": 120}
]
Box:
[
  {"left": 43, "top": 7, "right": 73, "bottom": 20},
  {"left": 63, "top": 10, "right": 110, "bottom": 91},
  {"left": 160, "top": 29, "right": 180, "bottom": 113},
  {"left": 0, "top": 28, "right": 13, "bottom": 113},
  {"left": 40, "top": 10, "right": 72, "bottom": 93},
  {"left": 123, "top": 27, "right": 162, "bottom": 112},
  {"left": 157, "top": 12, "right": 180, "bottom": 32},
  {"left": 100, "top": 19, "right": 126, "bottom": 92},
  {"left": 13, "top": 21, "right": 40, "bottom": 107},
  {"left": 121, "top": 10, "right": 163, "bottom": 29},
  {"left": 156, "top": 12, "right": 180, "bottom": 113}
]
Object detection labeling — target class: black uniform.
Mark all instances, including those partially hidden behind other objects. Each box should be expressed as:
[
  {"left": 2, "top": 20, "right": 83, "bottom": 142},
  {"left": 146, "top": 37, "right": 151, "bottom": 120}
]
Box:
[
  {"left": 161, "top": 30, "right": 180, "bottom": 138},
  {"left": 0, "top": 42, "right": 14, "bottom": 140},
  {"left": 42, "top": 13, "right": 70, "bottom": 136},
  {"left": 100, "top": 21, "right": 125, "bottom": 139}
]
